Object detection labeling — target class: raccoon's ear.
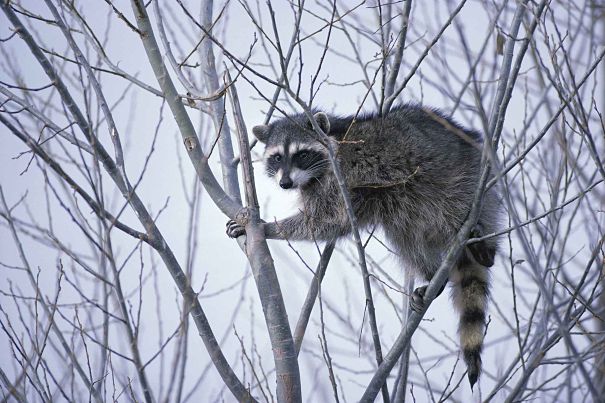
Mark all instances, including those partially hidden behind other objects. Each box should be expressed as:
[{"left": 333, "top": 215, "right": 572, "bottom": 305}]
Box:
[
  {"left": 313, "top": 112, "right": 331, "bottom": 135},
  {"left": 252, "top": 125, "right": 270, "bottom": 143}
]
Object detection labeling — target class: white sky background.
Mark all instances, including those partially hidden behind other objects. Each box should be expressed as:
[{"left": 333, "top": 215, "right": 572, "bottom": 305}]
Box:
[{"left": 0, "top": 1, "right": 604, "bottom": 402}]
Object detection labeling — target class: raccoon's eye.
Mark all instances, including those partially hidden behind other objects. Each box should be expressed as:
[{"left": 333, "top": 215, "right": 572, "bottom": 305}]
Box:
[
  {"left": 298, "top": 151, "right": 309, "bottom": 159},
  {"left": 272, "top": 154, "right": 282, "bottom": 162}
]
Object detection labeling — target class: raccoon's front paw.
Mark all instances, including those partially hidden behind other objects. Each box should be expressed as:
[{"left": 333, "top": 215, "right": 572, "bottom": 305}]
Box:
[
  {"left": 226, "top": 220, "right": 246, "bottom": 238},
  {"left": 410, "top": 285, "right": 427, "bottom": 313}
]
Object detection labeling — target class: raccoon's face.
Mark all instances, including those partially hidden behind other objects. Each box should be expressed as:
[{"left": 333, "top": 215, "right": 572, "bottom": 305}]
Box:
[
  {"left": 252, "top": 112, "right": 332, "bottom": 190},
  {"left": 262, "top": 141, "right": 330, "bottom": 189}
]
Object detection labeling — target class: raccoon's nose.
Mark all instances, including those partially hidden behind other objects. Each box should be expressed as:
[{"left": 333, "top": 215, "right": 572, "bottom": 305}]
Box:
[{"left": 279, "top": 177, "right": 293, "bottom": 189}]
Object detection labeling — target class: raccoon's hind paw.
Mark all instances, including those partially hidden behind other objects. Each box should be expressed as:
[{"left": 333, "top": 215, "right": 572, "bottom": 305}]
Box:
[
  {"left": 467, "top": 231, "right": 496, "bottom": 267},
  {"left": 410, "top": 285, "right": 427, "bottom": 313},
  {"left": 226, "top": 220, "right": 246, "bottom": 238},
  {"left": 410, "top": 283, "right": 446, "bottom": 313},
  {"left": 468, "top": 243, "right": 495, "bottom": 267},
  {"left": 468, "top": 226, "right": 496, "bottom": 267}
]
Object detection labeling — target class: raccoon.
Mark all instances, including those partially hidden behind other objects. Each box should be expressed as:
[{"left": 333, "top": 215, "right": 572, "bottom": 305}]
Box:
[{"left": 226, "top": 104, "right": 501, "bottom": 388}]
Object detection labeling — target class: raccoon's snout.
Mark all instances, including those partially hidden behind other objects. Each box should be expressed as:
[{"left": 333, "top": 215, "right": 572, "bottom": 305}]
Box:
[{"left": 279, "top": 176, "right": 293, "bottom": 189}]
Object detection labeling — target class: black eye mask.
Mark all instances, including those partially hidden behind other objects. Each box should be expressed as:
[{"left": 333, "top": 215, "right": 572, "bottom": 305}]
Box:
[{"left": 291, "top": 150, "right": 325, "bottom": 170}]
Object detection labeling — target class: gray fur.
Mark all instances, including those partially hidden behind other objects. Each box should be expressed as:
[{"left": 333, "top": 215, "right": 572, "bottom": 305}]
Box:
[{"left": 229, "top": 104, "right": 501, "bottom": 387}]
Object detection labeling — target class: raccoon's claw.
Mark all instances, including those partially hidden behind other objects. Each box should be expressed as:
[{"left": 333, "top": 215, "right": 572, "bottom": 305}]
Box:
[
  {"left": 410, "top": 285, "right": 427, "bottom": 313},
  {"left": 226, "top": 220, "right": 246, "bottom": 238},
  {"left": 468, "top": 226, "right": 496, "bottom": 267}
]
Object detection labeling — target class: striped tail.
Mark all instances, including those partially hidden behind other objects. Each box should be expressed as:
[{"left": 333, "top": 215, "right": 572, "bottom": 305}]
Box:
[{"left": 450, "top": 260, "right": 490, "bottom": 389}]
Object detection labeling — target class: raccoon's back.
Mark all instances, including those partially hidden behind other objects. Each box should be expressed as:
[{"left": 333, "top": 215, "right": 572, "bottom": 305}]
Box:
[
  {"left": 340, "top": 111, "right": 481, "bottom": 196},
  {"left": 342, "top": 106, "right": 481, "bottom": 174},
  {"left": 333, "top": 106, "right": 486, "bottom": 233}
]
